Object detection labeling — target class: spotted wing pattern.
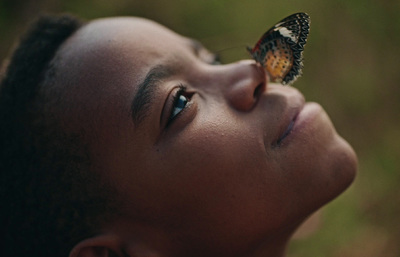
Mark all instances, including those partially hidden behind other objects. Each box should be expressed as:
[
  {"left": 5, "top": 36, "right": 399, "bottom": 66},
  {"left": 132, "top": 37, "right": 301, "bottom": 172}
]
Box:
[{"left": 248, "top": 12, "right": 310, "bottom": 85}]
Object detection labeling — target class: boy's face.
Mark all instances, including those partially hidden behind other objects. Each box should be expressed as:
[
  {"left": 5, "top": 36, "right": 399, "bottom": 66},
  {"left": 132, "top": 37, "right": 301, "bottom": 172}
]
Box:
[{"left": 55, "top": 17, "right": 357, "bottom": 254}]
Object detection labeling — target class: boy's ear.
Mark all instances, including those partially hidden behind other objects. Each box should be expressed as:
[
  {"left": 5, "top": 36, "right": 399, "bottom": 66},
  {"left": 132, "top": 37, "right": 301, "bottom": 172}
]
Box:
[{"left": 69, "top": 234, "right": 122, "bottom": 257}]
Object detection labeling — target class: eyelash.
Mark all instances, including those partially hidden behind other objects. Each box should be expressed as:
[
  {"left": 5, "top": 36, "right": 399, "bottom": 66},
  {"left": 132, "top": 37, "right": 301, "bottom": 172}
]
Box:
[
  {"left": 167, "top": 84, "right": 190, "bottom": 126},
  {"left": 212, "top": 53, "right": 221, "bottom": 65}
]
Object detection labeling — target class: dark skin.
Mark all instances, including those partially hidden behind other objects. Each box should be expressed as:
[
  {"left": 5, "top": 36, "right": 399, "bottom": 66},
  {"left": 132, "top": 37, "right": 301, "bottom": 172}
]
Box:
[{"left": 49, "top": 17, "right": 357, "bottom": 257}]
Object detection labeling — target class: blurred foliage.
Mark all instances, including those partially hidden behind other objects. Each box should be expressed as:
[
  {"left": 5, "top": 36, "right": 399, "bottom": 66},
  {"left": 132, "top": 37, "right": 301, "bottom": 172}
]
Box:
[{"left": 1, "top": 0, "right": 399, "bottom": 256}]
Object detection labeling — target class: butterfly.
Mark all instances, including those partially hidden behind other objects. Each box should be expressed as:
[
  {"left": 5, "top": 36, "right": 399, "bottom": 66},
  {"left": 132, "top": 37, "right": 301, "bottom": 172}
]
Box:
[{"left": 247, "top": 12, "right": 310, "bottom": 85}]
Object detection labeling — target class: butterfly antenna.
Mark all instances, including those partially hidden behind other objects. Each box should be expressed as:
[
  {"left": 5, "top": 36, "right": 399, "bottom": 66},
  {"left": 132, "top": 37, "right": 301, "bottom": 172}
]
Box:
[{"left": 215, "top": 44, "right": 249, "bottom": 54}]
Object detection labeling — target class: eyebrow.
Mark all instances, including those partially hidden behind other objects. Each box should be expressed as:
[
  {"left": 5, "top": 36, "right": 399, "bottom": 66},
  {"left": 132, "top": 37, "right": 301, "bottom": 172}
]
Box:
[{"left": 131, "top": 65, "right": 173, "bottom": 127}]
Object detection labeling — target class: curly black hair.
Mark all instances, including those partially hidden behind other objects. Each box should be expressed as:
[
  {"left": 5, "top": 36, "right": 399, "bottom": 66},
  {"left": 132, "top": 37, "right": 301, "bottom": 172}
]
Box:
[{"left": 0, "top": 14, "right": 117, "bottom": 257}]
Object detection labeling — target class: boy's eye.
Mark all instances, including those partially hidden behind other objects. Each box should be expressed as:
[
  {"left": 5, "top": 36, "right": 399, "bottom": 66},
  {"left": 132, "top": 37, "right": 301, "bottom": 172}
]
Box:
[
  {"left": 211, "top": 53, "right": 221, "bottom": 65},
  {"left": 170, "top": 94, "right": 188, "bottom": 120},
  {"left": 166, "top": 85, "right": 192, "bottom": 126}
]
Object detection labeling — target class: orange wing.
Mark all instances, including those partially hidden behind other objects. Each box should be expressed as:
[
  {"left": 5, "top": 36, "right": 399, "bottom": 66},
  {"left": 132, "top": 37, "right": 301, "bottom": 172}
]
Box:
[{"left": 262, "top": 38, "right": 294, "bottom": 83}]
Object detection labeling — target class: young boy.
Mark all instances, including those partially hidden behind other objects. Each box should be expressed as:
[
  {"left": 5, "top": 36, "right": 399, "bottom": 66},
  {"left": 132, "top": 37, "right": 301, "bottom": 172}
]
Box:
[{"left": 1, "top": 14, "right": 357, "bottom": 257}]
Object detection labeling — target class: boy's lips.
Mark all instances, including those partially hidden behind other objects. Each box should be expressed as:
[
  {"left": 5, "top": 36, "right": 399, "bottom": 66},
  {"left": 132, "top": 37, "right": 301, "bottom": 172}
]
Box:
[
  {"left": 277, "top": 115, "right": 297, "bottom": 145},
  {"left": 272, "top": 95, "right": 305, "bottom": 147}
]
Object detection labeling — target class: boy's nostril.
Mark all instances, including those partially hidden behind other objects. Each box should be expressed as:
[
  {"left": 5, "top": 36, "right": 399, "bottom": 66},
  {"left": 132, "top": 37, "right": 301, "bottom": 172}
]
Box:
[{"left": 253, "top": 83, "right": 264, "bottom": 98}]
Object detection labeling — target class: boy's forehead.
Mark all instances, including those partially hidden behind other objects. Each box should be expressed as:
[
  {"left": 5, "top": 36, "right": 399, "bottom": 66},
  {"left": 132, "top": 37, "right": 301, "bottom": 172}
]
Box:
[
  {"left": 70, "top": 17, "right": 184, "bottom": 50},
  {"left": 51, "top": 17, "right": 191, "bottom": 116},
  {"left": 58, "top": 17, "right": 188, "bottom": 73}
]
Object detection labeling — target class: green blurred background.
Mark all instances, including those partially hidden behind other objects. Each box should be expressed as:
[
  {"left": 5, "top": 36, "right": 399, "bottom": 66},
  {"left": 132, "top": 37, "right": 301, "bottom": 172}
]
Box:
[{"left": 1, "top": 0, "right": 399, "bottom": 256}]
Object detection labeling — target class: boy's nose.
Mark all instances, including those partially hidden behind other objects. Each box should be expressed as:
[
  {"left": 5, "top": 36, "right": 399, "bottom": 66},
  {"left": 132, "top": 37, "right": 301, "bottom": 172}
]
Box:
[{"left": 220, "top": 60, "right": 267, "bottom": 112}]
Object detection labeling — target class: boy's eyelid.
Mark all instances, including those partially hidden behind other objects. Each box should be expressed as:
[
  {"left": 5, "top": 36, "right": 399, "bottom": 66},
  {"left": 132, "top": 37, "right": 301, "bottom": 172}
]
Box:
[
  {"left": 167, "top": 85, "right": 188, "bottom": 125},
  {"left": 160, "top": 84, "right": 189, "bottom": 129},
  {"left": 159, "top": 83, "right": 196, "bottom": 139},
  {"left": 160, "top": 85, "right": 179, "bottom": 129}
]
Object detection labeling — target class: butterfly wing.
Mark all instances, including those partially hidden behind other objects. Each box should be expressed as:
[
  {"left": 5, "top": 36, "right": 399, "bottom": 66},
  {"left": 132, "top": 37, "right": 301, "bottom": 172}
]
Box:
[{"left": 248, "top": 12, "right": 310, "bottom": 85}]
